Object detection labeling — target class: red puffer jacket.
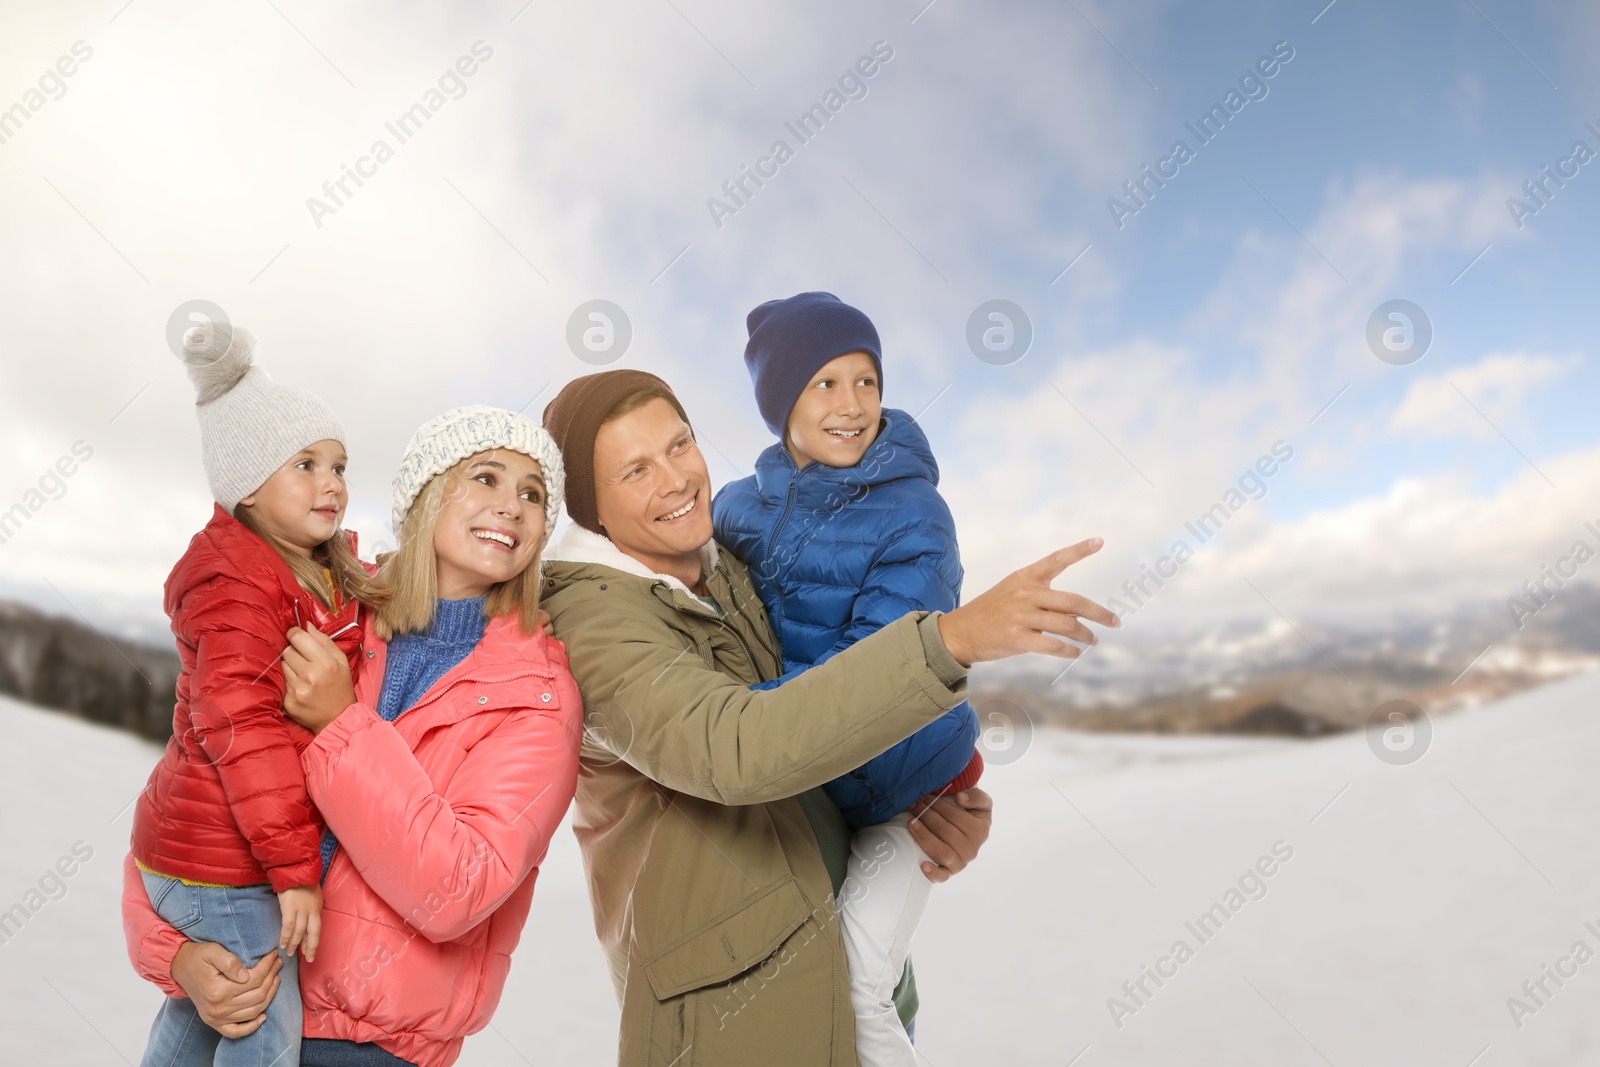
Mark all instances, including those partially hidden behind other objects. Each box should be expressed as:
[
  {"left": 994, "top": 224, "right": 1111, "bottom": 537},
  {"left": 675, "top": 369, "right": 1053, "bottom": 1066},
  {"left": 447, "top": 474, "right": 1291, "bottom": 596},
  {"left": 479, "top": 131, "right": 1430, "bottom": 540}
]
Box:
[
  {"left": 124, "top": 608, "right": 585, "bottom": 1067},
  {"left": 131, "top": 502, "right": 368, "bottom": 892}
]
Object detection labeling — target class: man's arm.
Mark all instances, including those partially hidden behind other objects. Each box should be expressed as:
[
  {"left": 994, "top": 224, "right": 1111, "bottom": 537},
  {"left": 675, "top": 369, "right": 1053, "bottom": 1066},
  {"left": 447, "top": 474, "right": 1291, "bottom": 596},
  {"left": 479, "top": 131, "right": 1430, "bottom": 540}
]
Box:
[
  {"left": 555, "top": 537, "right": 1116, "bottom": 804},
  {"left": 555, "top": 590, "right": 966, "bottom": 806}
]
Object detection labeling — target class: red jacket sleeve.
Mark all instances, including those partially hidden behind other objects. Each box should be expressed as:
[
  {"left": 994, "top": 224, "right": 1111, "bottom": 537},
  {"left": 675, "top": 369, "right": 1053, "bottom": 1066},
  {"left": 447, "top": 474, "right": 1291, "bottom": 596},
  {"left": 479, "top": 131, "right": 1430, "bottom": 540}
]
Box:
[
  {"left": 122, "top": 853, "right": 188, "bottom": 999},
  {"left": 302, "top": 695, "right": 582, "bottom": 944},
  {"left": 182, "top": 577, "right": 322, "bottom": 892}
]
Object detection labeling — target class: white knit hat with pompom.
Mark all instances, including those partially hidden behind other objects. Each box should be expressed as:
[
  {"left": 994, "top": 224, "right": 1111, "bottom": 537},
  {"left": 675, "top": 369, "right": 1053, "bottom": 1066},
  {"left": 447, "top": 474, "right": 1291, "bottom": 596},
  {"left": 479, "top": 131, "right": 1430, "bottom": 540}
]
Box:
[
  {"left": 390, "top": 405, "right": 565, "bottom": 547},
  {"left": 178, "top": 323, "right": 347, "bottom": 515}
]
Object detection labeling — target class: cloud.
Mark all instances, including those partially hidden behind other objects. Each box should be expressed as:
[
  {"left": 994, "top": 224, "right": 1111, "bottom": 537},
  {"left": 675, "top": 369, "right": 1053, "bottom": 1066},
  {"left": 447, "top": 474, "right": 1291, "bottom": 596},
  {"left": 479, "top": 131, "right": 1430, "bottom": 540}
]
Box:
[
  {"left": 937, "top": 170, "right": 1548, "bottom": 613},
  {"left": 1390, "top": 352, "right": 1578, "bottom": 441},
  {"left": 1188, "top": 169, "right": 1521, "bottom": 404},
  {"left": 0, "top": 0, "right": 1151, "bottom": 636},
  {"left": 1186, "top": 438, "right": 1600, "bottom": 621}
]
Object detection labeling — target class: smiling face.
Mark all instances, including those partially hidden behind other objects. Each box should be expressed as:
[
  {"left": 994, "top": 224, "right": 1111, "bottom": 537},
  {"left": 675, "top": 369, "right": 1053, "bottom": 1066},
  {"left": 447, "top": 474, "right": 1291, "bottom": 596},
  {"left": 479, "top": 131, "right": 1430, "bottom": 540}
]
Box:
[
  {"left": 236, "top": 439, "right": 348, "bottom": 557},
  {"left": 784, "top": 350, "right": 882, "bottom": 469},
  {"left": 592, "top": 396, "right": 714, "bottom": 589},
  {"left": 432, "top": 449, "right": 546, "bottom": 599}
]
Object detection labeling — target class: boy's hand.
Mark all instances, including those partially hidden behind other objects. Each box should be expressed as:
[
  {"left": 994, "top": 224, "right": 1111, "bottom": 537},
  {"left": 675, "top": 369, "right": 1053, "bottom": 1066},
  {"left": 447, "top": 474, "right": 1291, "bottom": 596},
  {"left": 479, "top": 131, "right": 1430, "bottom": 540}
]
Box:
[
  {"left": 277, "top": 884, "right": 322, "bottom": 962},
  {"left": 936, "top": 538, "right": 1119, "bottom": 666}
]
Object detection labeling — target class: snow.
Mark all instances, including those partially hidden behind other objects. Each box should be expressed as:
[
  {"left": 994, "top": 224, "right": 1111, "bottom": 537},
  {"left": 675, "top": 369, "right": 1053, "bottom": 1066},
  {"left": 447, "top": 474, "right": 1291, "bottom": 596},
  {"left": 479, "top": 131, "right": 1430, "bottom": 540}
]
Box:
[{"left": 2, "top": 672, "right": 1598, "bottom": 1065}]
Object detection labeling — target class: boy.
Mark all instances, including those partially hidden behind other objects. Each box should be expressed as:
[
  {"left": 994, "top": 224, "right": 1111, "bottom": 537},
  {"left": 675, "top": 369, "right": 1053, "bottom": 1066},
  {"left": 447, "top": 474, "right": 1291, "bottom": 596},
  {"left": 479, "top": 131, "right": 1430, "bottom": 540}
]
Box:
[{"left": 713, "top": 291, "right": 982, "bottom": 1066}]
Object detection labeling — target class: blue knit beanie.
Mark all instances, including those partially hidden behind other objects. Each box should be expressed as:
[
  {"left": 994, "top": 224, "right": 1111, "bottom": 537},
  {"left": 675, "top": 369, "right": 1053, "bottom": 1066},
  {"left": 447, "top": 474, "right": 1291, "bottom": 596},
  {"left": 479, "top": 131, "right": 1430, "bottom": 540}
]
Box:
[{"left": 743, "top": 292, "right": 883, "bottom": 438}]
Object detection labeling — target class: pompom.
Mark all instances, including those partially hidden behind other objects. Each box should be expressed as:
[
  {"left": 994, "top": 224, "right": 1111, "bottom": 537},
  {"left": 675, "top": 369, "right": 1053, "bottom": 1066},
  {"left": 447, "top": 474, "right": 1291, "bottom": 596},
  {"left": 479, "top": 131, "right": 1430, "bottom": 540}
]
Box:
[{"left": 179, "top": 322, "right": 256, "bottom": 405}]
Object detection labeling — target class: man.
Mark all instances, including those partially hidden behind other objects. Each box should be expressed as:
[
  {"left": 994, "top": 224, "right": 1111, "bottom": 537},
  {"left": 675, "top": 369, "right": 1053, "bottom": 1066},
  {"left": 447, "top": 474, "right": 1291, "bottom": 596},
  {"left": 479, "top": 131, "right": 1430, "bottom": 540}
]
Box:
[{"left": 540, "top": 370, "right": 1116, "bottom": 1066}]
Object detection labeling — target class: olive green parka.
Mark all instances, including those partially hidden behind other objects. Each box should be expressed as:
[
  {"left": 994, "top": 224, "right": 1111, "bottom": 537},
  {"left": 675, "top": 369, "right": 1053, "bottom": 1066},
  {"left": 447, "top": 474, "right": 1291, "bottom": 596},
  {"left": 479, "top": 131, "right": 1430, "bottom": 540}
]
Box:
[{"left": 542, "top": 524, "right": 969, "bottom": 1066}]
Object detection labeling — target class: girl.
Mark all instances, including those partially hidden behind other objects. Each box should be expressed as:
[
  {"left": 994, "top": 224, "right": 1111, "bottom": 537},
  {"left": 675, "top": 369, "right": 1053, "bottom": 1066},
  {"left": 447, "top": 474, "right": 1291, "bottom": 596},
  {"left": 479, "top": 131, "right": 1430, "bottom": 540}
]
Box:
[
  {"left": 124, "top": 405, "right": 584, "bottom": 1067},
  {"left": 130, "top": 324, "right": 387, "bottom": 1066}
]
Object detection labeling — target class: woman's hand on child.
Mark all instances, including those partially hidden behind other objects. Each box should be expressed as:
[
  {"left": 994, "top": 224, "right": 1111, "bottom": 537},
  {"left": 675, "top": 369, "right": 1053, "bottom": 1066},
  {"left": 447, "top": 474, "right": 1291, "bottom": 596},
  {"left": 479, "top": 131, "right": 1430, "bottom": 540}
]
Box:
[
  {"left": 282, "top": 624, "right": 357, "bottom": 734},
  {"left": 936, "top": 537, "right": 1119, "bottom": 667},
  {"left": 907, "top": 786, "right": 994, "bottom": 883},
  {"left": 538, "top": 608, "right": 555, "bottom": 637},
  {"left": 169, "top": 940, "right": 282, "bottom": 1037},
  {"left": 277, "top": 884, "right": 322, "bottom": 962}
]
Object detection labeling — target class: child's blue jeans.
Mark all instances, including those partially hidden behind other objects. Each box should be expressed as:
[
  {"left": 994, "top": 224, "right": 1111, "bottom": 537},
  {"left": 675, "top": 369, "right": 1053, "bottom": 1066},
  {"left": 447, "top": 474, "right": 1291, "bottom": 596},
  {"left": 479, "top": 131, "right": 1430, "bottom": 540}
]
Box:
[{"left": 138, "top": 871, "right": 301, "bottom": 1067}]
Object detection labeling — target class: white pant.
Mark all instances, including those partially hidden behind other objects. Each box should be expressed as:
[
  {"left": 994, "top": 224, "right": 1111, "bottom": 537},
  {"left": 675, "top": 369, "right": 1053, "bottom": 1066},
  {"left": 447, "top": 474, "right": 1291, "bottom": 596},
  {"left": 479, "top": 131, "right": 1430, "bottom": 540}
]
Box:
[{"left": 839, "top": 813, "right": 934, "bottom": 1067}]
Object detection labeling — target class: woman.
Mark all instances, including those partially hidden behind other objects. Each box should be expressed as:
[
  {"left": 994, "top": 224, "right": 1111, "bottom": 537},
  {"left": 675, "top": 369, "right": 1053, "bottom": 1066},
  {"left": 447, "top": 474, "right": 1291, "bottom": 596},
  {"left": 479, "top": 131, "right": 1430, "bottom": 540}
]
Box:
[{"left": 122, "top": 406, "right": 583, "bottom": 1067}]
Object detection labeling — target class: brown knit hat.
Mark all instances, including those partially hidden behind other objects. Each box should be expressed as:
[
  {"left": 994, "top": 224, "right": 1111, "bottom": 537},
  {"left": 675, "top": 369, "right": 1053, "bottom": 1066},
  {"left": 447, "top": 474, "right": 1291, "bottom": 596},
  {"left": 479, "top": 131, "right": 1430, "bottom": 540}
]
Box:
[{"left": 542, "top": 370, "right": 691, "bottom": 534}]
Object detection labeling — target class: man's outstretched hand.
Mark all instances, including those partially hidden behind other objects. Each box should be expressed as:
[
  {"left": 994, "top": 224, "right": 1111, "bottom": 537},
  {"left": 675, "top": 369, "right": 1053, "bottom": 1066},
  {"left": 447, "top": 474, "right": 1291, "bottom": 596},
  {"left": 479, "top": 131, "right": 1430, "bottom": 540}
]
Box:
[{"left": 937, "top": 537, "right": 1119, "bottom": 667}]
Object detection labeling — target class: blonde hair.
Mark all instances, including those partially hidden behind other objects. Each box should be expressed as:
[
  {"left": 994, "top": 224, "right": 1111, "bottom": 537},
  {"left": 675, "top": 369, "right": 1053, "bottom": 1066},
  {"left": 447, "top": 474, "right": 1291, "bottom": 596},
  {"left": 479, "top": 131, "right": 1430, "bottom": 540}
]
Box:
[
  {"left": 373, "top": 462, "right": 545, "bottom": 641},
  {"left": 234, "top": 506, "right": 390, "bottom": 615}
]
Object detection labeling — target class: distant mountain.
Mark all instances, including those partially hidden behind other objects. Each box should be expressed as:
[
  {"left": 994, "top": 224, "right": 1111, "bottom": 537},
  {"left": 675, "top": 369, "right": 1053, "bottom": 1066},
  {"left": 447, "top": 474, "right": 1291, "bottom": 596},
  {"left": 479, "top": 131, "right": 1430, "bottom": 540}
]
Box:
[
  {"left": 970, "top": 582, "right": 1600, "bottom": 736},
  {"left": 0, "top": 599, "right": 177, "bottom": 742},
  {"left": 6, "top": 580, "right": 1597, "bottom": 745}
]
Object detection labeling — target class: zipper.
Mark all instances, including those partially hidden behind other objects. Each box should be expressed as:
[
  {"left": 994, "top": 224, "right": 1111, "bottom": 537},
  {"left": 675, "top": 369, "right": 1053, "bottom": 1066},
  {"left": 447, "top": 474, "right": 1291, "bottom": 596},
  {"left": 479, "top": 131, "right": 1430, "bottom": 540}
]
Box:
[
  {"left": 728, "top": 595, "right": 779, "bottom": 674},
  {"left": 662, "top": 578, "right": 772, "bottom": 680},
  {"left": 713, "top": 593, "right": 766, "bottom": 681},
  {"left": 764, "top": 481, "right": 797, "bottom": 568},
  {"left": 762, "top": 480, "right": 797, "bottom": 635}
]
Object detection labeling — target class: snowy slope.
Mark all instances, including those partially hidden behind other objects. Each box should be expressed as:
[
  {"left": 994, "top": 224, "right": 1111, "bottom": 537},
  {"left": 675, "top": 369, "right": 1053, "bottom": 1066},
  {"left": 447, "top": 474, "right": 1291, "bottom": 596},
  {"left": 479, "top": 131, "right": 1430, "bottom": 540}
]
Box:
[{"left": 2, "top": 673, "right": 1598, "bottom": 1066}]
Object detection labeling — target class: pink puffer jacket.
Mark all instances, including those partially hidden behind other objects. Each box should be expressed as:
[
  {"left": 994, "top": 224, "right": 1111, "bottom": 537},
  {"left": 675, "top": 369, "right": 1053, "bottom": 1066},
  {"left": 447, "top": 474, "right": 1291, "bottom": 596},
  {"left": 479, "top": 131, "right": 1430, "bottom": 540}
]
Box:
[{"left": 123, "top": 609, "right": 584, "bottom": 1067}]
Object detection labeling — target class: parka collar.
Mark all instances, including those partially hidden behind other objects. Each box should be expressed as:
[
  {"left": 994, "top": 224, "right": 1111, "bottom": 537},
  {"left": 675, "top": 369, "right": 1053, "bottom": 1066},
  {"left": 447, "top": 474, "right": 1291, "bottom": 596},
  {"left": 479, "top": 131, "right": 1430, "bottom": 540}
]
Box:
[
  {"left": 548, "top": 523, "right": 720, "bottom": 601},
  {"left": 750, "top": 407, "right": 940, "bottom": 509}
]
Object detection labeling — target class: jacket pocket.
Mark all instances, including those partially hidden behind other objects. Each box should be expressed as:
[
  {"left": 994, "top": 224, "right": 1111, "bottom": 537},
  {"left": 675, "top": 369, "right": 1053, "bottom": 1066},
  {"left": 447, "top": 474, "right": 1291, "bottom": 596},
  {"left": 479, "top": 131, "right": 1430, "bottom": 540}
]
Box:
[{"left": 637, "top": 875, "right": 812, "bottom": 1001}]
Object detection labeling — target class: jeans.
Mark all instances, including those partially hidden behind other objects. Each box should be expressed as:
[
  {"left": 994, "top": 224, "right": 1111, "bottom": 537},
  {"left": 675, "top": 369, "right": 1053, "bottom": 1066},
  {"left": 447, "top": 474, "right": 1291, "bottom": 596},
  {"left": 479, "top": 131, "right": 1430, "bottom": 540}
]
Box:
[
  {"left": 138, "top": 872, "right": 301, "bottom": 1067},
  {"left": 301, "top": 1039, "right": 417, "bottom": 1066}
]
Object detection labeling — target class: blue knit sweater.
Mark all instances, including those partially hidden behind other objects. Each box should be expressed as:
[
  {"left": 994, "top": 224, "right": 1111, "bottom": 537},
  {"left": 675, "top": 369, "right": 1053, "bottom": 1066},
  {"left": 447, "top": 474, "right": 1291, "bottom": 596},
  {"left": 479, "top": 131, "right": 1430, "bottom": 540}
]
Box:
[{"left": 318, "top": 597, "right": 487, "bottom": 880}]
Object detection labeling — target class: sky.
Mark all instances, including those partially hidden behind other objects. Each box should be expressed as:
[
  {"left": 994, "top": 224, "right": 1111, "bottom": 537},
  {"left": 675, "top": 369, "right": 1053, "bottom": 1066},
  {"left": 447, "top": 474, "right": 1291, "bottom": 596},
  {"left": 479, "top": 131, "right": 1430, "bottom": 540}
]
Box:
[{"left": 0, "top": 0, "right": 1596, "bottom": 645}]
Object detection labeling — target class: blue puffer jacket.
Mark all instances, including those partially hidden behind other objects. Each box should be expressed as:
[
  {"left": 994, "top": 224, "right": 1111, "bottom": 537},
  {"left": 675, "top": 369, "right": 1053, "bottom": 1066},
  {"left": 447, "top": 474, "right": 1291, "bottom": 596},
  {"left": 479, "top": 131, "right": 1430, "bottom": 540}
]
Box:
[{"left": 713, "top": 408, "right": 979, "bottom": 830}]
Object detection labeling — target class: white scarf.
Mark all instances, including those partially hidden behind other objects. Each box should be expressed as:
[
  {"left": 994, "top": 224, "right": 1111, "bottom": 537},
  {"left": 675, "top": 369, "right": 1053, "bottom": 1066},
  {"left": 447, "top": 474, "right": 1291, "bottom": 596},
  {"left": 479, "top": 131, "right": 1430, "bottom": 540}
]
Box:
[{"left": 547, "top": 523, "right": 719, "bottom": 599}]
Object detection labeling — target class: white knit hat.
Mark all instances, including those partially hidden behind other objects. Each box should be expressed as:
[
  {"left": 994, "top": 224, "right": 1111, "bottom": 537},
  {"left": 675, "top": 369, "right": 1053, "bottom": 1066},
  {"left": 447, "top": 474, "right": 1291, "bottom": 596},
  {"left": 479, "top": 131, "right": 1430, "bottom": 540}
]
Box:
[
  {"left": 178, "top": 324, "right": 347, "bottom": 516},
  {"left": 391, "top": 405, "right": 566, "bottom": 546}
]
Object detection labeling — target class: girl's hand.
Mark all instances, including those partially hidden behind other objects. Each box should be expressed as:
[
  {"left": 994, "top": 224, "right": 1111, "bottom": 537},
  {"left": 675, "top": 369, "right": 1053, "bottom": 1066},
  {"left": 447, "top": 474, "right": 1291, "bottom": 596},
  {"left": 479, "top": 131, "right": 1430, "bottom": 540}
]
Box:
[
  {"left": 907, "top": 786, "right": 994, "bottom": 883},
  {"left": 282, "top": 624, "right": 356, "bottom": 734},
  {"left": 277, "top": 884, "right": 322, "bottom": 961}
]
